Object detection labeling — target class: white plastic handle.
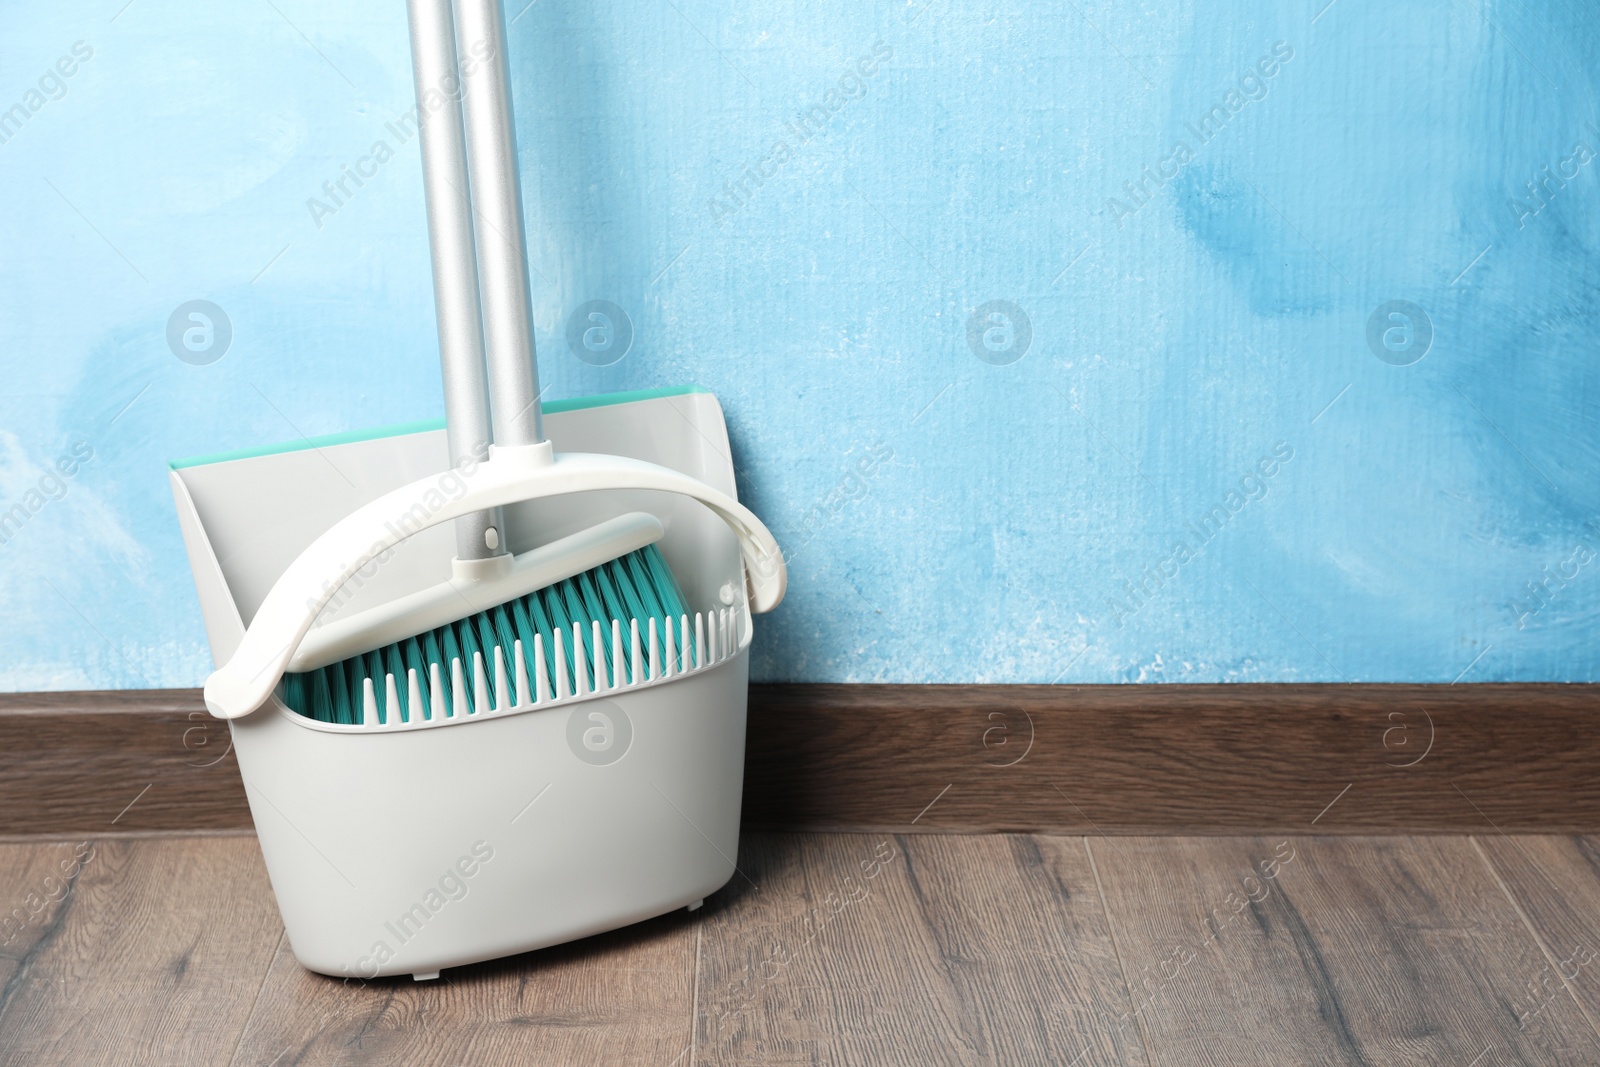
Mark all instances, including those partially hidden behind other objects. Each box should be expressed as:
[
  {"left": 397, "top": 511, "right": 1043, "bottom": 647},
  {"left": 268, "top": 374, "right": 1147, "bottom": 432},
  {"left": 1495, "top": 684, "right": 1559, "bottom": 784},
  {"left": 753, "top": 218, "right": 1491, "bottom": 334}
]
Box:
[{"left": 203, "top": 442, "right": 786, "bottom": 720}]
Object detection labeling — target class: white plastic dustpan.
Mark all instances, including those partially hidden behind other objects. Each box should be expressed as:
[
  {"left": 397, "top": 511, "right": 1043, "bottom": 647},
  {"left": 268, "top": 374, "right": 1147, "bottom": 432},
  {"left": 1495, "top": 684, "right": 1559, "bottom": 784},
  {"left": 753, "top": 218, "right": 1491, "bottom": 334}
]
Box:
[{"left": 171, "top": 388, "right": 770, "bottom": 979}]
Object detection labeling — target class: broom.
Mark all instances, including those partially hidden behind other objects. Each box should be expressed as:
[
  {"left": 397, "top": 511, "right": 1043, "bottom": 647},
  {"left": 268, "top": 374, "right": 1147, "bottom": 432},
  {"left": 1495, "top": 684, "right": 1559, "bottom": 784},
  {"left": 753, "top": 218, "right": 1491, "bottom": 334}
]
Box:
[{"left": 202, "top": 0, "right": 783, "bottom": 724}]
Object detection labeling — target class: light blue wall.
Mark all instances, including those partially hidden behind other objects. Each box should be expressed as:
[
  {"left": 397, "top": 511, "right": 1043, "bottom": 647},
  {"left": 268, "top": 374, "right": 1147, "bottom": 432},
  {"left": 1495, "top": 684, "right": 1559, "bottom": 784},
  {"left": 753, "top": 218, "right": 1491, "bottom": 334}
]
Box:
[{"left": 1, "top": 0, "right": 1597, "bottom": 689}]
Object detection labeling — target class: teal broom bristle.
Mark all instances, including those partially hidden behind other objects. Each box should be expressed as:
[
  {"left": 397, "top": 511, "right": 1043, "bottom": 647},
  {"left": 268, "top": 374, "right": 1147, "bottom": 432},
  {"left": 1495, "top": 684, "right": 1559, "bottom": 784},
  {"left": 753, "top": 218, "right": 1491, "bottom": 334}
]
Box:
[{"left": 282, "top": 542, "right": 691, "bottom": 725}]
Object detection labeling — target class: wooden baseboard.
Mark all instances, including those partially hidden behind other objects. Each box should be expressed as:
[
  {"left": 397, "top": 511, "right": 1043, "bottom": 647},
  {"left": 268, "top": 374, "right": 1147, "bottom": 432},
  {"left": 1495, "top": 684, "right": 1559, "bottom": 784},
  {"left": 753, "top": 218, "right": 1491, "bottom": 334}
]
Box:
[{"left": 2, "top": 684, "right": 1596, "bottom": 837}]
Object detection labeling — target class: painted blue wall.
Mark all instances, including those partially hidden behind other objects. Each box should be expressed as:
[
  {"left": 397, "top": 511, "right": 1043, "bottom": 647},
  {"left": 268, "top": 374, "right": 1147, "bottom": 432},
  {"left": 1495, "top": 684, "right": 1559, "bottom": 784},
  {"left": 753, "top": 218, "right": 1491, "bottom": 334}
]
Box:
[{"left": 1, "top": 0, "right": 1597, "bottom": 689}]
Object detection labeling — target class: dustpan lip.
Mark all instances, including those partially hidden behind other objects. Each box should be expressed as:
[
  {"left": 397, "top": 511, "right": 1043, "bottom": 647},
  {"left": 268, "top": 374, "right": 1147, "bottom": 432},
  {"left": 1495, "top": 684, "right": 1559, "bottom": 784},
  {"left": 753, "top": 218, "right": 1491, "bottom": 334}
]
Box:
[
  {"left": 272, "top": 636, "right": 751, "bottom": 735},
  {"left": 166, "top": 384, "right": 715, "bottom": 472}
]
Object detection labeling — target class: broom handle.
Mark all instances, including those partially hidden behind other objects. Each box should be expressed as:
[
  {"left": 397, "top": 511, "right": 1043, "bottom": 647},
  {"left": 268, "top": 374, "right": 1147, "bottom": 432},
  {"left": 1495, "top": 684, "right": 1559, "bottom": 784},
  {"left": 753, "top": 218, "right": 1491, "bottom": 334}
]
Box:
[
  {"left": 455, "top": 0, "right": 545, "bottom": 449},
  {"left": 406, "top": 0, "right": 506, "bottom": 561}
]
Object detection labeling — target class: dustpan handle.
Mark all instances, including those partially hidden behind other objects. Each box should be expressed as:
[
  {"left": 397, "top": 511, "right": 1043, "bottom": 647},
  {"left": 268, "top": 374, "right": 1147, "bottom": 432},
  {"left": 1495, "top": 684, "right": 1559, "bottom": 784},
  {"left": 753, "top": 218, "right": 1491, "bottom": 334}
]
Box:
[
  {"left": 456, "top": 0, "right": 544, "bottom": 448},
  {"left": 202, "top": 444, "right": 786, "bottom": 720},
  {"left": 407, "top": 0, "right": 506, "bottom": 561}
]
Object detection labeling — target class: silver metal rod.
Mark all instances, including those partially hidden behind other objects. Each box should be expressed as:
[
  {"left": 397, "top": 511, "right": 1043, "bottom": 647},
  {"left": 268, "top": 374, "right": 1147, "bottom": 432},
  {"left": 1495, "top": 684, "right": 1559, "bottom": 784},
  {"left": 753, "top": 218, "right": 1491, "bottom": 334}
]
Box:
[
  {"left": 454, "top": 0, "right": 545, "bottom": 447},
  {"left": 406, "top": 0, "right": 504, "bottom": 560}
]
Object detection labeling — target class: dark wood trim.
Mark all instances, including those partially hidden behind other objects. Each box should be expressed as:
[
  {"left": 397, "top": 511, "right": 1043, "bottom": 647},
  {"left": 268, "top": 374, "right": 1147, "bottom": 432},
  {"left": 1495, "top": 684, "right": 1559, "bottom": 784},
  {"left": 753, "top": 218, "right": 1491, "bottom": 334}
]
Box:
[
  {"left": 3, "top": 684, "right": 1597, "bottom": 836},
  {"left": 0, "top": 689, "right": 250, "bottom": 837},
  {"left": 740, "top": 683, "right": 1600, "bottom": 834}
]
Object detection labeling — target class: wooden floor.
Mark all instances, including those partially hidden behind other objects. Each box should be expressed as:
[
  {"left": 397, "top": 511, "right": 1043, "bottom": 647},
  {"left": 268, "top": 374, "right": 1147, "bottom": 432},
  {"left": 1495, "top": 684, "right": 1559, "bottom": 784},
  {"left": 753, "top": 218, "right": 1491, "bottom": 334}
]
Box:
[{"left": 5, "top": 832, "right": 1600, "bottom": 1065}]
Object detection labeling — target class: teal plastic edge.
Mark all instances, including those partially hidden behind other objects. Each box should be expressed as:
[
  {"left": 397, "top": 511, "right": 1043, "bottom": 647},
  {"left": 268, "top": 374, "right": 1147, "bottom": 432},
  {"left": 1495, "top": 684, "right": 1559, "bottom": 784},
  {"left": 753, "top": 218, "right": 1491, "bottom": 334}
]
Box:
[{"left": 167, "top": 384, "right": 713, "bottom": 471}]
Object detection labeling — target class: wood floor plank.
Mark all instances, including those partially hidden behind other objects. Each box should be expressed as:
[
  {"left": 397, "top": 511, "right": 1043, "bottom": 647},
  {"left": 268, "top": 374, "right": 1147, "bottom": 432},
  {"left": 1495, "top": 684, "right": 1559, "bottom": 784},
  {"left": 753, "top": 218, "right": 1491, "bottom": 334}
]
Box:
[
  {"left": 14, "top": 831, "right": 1600, "bottom": 1065},
  {"left": 1475, "top": 834, "right": 1600, "bottom": 1037},
  {"left": 0, "top": 835, "right": 283, "bottom": 1067},
  {"left": 0, "top": 840, "right": 90, "bottom": 1013},
  {"left": 692, "top": 831, "right": 1149, "bottom": 1067},
  {"left": 228, "top": 908, "right": 697, "bottom": 1066},
  {"left": 1090, "top": 836, "right": 1600, "bottom": 1066}
]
